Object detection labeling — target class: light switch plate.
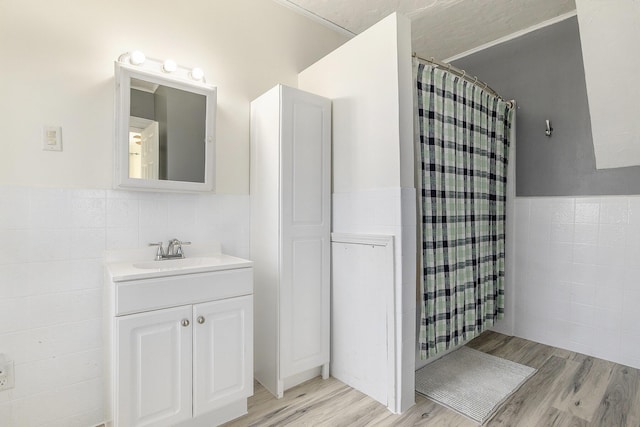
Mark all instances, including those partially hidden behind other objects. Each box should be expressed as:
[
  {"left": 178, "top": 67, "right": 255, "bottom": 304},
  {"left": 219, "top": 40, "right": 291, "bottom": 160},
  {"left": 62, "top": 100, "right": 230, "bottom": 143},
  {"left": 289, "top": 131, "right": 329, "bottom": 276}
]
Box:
[{"left": 43, "top": 126, "right": 62, "bottom": 151}]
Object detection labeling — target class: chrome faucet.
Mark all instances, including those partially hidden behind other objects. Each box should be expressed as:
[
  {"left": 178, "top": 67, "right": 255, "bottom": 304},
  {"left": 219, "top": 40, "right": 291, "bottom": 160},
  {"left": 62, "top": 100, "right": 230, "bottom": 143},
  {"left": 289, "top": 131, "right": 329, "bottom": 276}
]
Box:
[
  {"left": 148, "top": 239, "right": 191, "bottom": 261},
  {"left": 166, "top": 238, "right": 191, "bottom": 258}
]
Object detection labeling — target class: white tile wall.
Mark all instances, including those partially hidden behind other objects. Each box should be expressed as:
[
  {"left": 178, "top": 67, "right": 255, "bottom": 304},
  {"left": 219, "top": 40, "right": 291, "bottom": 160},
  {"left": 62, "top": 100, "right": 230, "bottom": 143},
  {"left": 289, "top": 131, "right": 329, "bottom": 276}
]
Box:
[
  {"left": 514, "top": 196, "right": 640, "bottom": 369},
  {"left": 11, "top": 186, "right": 638, "bottom": 422},
  {"left": 0, "top": 186, "right": 250, "bottom": 427}
]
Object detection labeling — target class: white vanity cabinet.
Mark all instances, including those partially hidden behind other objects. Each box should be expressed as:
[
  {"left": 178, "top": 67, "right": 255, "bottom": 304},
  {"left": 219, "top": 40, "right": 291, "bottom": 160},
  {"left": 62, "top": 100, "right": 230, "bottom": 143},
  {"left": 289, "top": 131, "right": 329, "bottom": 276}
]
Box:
[
  {"left": 250, "top": 85, "right": 331, "bottom": 398},
  {"left": 105, "top": 254, "right": 253, "bottom": 427}
]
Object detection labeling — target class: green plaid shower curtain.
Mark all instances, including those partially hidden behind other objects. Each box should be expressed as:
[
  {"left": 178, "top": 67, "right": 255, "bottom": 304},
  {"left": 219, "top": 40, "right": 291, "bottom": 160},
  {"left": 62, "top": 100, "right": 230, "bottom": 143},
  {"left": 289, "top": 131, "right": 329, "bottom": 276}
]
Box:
[{"left": 416, "top": 62, "right": 512, "bottom": 359}]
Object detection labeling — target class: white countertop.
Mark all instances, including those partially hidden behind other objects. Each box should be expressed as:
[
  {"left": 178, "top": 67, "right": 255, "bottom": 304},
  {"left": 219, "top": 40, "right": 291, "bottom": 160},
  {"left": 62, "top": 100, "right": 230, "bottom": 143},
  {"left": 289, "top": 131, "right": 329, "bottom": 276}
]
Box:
[{"left": 104, "top": 244, "right": 253, "bottom": 282}]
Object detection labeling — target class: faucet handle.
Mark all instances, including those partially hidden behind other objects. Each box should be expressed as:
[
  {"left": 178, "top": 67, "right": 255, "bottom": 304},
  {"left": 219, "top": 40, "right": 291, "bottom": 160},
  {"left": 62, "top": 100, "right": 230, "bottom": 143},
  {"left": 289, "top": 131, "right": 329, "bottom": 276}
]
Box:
[
  {"left": 175, "top": 241, "right": 191, "bottom": 257},
  {"left": 148, "top": 242, "right": 165, "bottom": 261}
]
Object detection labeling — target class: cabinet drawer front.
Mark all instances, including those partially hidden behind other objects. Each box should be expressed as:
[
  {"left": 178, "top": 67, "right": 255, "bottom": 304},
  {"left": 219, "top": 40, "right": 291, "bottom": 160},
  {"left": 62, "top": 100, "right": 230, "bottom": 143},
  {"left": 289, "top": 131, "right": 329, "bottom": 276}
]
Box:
[{"left": 115, "top": 268, "right": 253, "bottom": 316}]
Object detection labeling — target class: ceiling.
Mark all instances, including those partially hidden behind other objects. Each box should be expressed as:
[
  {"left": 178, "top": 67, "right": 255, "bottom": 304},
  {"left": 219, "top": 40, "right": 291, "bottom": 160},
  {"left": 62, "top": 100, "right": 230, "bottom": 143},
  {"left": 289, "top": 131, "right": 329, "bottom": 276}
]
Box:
[{"left": 276, "top": 0, "right": 576, "bottom": 60}]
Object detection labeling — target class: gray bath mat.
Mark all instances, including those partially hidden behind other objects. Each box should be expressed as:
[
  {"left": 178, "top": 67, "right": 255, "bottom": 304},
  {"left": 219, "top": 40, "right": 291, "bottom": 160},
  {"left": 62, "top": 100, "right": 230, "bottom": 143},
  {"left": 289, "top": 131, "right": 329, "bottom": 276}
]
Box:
[{"left": 415, "top": 346, "right": 537, "bottom": 424}]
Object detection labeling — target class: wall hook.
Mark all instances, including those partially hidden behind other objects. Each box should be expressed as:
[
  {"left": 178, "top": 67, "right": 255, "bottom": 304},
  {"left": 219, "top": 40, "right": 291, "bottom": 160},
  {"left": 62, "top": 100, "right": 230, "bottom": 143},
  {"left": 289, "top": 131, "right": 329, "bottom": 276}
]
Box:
[{"left": 545, "top": 119, "right": 553, "bottom": 137}]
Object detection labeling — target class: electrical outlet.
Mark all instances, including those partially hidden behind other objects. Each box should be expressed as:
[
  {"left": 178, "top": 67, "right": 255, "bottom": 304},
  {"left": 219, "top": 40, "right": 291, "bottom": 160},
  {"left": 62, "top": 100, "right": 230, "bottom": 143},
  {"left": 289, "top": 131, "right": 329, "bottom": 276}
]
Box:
[{"left": 0, "top": 354, "right": 15, "bottom": 392}]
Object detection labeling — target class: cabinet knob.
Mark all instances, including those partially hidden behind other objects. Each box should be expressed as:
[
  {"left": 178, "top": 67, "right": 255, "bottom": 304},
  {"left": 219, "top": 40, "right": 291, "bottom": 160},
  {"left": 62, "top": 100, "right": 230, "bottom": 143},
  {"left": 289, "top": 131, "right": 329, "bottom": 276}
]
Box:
[
  {"left": 181, "top": 319, "right": 190, "bottom": 327},
  {"left": 197, "top": 316, "right": 205, "bottom": 324}
]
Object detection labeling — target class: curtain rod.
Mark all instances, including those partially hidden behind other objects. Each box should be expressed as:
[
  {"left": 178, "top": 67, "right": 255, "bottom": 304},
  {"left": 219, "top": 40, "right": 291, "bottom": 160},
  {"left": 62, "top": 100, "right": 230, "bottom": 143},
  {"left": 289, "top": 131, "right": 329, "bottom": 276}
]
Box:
[{"left": 413, "top": 53, "right": 513, "bottom": 107}]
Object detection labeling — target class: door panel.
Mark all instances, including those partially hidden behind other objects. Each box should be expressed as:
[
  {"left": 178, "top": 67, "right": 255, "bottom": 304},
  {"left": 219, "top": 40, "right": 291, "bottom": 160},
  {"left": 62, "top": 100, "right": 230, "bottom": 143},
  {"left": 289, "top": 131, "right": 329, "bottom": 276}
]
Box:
[
  {"left": 140, "top": 120, "right": 159, "bottom": 179},
  {"left": 117, "top": 306, "right": 192, "bottom": 427},
  {"left": 280, "top": 86, "right": 331, "bottom": 378},
  {"left": 291, "top": 102, "right": 324, "bottom": 225},
  {"left": 193, "top": 296, "right": 253, "bottom": 416},
  {"left": 289, "top": 238, "right": 324, "bottom": 369}
]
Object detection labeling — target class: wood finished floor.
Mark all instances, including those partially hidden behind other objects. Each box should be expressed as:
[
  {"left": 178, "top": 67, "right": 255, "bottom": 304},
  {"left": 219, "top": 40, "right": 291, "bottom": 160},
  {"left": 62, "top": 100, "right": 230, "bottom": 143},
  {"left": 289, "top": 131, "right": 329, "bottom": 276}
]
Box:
[{"left": 223, "top": 331, "right": 640, "bottom": 426}]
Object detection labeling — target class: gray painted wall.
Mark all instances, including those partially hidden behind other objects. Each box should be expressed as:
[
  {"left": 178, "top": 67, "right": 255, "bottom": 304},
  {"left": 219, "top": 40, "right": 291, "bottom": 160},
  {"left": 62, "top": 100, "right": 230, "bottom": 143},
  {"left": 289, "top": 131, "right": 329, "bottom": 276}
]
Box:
[
  {"left": 130, "top": 89, "right": 155, "bottom": 120},
  {"left": 154, "top": 86, "right": 206, "bottom": 183},
  {"left": 453, "top": 17, "right": 640, "bottom": 196}
]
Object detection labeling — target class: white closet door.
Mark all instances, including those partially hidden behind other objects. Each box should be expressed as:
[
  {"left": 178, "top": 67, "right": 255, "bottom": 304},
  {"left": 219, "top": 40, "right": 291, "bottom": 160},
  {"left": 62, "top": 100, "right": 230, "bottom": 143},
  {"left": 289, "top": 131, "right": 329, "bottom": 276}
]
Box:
[
  {"left": 279, "top": 85, "right": 331, "bottom": 378},
  {"left": 140, "top": 120, "right": 159, "bottom": 180},
  {"left": 116, "top": 306, "right": 192, "bottom": 427}
]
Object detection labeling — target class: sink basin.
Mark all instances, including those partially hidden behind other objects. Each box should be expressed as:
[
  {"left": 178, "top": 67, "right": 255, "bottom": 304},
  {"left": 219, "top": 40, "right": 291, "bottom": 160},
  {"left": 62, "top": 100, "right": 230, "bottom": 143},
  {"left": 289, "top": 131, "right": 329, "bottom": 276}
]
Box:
[
  {"left": 107, "top": 253, "right": 253, "bottom": 281},
  {"left": 133, "top": 257, "right": 216, "bottom": 270}
]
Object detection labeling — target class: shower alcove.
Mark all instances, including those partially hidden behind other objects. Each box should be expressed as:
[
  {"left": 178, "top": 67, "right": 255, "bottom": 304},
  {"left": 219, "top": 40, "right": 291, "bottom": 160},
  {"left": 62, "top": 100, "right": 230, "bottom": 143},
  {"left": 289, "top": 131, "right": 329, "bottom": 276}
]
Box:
[{"left": 297, "top": 10, "right": 516, "bottom": 414}]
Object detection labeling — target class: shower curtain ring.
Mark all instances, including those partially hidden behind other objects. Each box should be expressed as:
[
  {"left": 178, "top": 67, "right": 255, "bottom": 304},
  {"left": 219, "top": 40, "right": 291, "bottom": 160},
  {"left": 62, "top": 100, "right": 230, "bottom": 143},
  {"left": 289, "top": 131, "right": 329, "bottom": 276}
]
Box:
[
  {"left": 473, "top": 76, "right": 478, "bottom": 84},
  {"left": 461, "top": 70, "right": 466, "bottom": 78},
  {"left": 446, "top": 63, "right": 451, "bottom": 72}
]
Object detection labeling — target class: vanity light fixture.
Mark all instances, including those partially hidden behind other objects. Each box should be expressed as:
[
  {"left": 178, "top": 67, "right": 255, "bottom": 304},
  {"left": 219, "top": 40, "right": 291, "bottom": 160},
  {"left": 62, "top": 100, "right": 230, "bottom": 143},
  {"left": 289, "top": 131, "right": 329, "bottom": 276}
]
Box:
[
  {"left": 190, "top": 67, "right": 204, "bottom": 81},
  {"left": 117, "top": 51, "right": 207, "bottom": 84},
  {"left": 129, "top": 50, "right": 146, "bottom": 65},
  {"left": 163, "top": 59, "right": 177, "bottom": 73},
  {"left": 117, "top": 51, "right": 146, "bottom": 66}
]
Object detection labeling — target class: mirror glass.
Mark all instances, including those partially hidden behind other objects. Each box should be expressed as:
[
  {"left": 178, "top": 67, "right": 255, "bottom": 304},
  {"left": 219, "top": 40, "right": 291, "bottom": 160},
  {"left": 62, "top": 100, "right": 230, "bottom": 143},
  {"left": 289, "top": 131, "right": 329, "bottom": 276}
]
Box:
[{"left": 115, "top": 63, "right": 216, "bottom": 192}]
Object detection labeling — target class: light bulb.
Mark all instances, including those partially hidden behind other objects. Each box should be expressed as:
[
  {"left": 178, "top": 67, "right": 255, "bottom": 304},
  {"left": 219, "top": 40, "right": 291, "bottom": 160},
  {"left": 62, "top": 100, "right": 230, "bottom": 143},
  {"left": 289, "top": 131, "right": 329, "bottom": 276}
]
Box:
[
  {"left": 190, "top": 67, "right": 204, "bottom": 81},
  {"left": 129, "top": 50, "right": 146, "bottom": 65},
  {"left": 163, "top": 59, "right": 177, "bottom": 73}
]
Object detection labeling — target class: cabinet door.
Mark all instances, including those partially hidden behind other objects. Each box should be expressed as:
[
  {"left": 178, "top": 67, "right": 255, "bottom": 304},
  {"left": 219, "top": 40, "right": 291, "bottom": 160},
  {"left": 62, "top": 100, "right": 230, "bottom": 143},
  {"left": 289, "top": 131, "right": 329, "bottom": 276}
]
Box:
[
  {"left": 116, "top": 306, "right": 193, "bottom": 427},
  {"left": 280, "top": 86, "right": 331, "bottom": 377},
  {"left": 193, "top": 295, "right": 253, "bottom": 417}
]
